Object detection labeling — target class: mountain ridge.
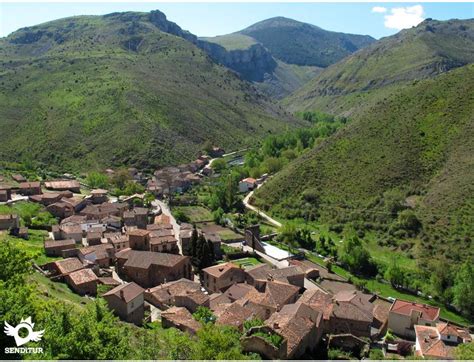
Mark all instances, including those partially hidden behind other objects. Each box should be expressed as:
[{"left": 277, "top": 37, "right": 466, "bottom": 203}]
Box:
[
  {"left": 284, "top": 18, "right": 474, "bottom": 112},
  {"left": 200, "top": 16, "right": 375, "bottom": 98},
  {"left": 0, "top": 10, "right": 306, "bottom": 172}
]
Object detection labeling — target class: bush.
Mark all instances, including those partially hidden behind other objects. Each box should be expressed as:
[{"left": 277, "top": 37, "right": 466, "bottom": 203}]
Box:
[{"left": 174, "top": 210, "right": 190, "bottom": 223}]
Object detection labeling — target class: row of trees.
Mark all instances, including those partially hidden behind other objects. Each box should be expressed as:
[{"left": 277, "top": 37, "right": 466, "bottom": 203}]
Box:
[{"left": 185, "top": 226, "right": 216, "bottom": 271}]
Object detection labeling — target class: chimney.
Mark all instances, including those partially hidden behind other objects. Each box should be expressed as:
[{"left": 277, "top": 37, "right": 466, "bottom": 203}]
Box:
[
  {"left": 273, "top": 322, "right": 279, "bottom": 329},
  {"left": 120, "top": 290, "right": 125, "bottom": 300}
]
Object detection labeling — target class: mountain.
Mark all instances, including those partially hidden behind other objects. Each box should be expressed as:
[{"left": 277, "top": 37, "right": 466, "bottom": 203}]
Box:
[
  {"left": 254, "top": 63, "right": 474, "bottom": 266},
  {"left": 200, "top": 17, "right": 375, "bottom": 98},
  {"left": 0, "top": 10, "right": 306, "bottom": 172},
  {"left": 285, "top": 18, "right": 474, "bottom": 112},
  {"left": 257, "top": 18, "right": 474, "bottom": 269},
  {"left": 239, "top": 17, "right": 375, "bottom": 67}
]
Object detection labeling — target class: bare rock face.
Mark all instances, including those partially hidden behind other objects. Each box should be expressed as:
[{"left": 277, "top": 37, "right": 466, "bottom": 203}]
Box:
[{"left": 197, "top": 41, "right": 277, "bottom": 82}]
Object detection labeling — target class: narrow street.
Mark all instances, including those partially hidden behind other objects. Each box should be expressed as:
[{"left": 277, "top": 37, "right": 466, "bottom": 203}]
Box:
[{"left": 152, "top": 199, "right": 182, "bottom": 254}]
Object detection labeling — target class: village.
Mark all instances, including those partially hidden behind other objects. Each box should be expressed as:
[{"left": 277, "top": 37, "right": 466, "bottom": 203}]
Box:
[{"left": 0, "top": 148, "right": 472, "bottom": 360}]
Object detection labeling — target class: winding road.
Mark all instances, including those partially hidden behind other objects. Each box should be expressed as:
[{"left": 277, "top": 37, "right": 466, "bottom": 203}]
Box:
[{"left": 242, "top": 185, "right": 282, "bottom": 228}]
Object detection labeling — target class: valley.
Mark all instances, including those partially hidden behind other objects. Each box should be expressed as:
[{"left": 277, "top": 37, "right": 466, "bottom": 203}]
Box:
[{"left": 0, "top": 6, "right": 473, "bottom": 361}]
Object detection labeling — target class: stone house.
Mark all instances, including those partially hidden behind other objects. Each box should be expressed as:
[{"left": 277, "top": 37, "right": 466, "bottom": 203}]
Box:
[
  {"left": 86, "top": 228, "right": 103, "bottom": 246},
  {"left": 103, "top": 282, "right": 145, "bottom": 325},
  {"left": 179, "top": 228, "right": 193, "bottom": 256},
  {"left": 288, "top": 259, "right": 321, "bottom": 279},
  {"left": 175, "top": 291, "right": 210, "bottom": 313},
  {"left": 215, "top": 300, "right": 267, "bottom": 331},
  {"left": 30, "top": 192, "right": 62, "bottom": 206},
  {"left": 47, "top": 201, "right": 75, "bottom": 219},
  {"left": 45, "top": 180, "right": 81, "bottom": 193},
  {"left": 0, "top": 214, "right": 20, "bottom": 230},
  {"left": 124, "top": 208, "right": 149, "bottom": 229},
  {"left": 202, "top": 262, "right": 246, "bottom": 293},
  {"left": 59, "top": 224, "right": 83, "bottom": 243},
  {"left": 388, "top": 299, "right": 440, "bottom": 339},
  {"left": 414, "top": 323, "right": 472, "bottom": 359},
  {"left": 263, "top": 302, "right": 323, "bottom": 359},
  {"left": 44, "top": 239, "right": 76, "bottom": 257},
  {"left": 128, "top": 229, "right": 150, "bottom": 251},
  {"left": 327, "top": 290, "right": 375, "bottom": 338},
  {"left": 11, "top": 174, "right": 26, "bottom": 182},
  {"left": 149, "top": 236, "right": 179, "bottom": 254},
  {"left": 161, "top": 306, "right": 201, "bottom": 335},
  {"left": 116, "top": 249, "right": 192, "bottom": 288},
  {"left": 243, "top": 281, "right": 301, "bottom": 319},
  {"left": 105, "top": 232, "right": 129, "bottom": 252},
  {"left": 144, "top": 278, "right": 201, "bottom": 309},
  {"left": 80, "top": 202, "right": 127, "bottom": 220},
  {"left": 66, "top": 268, "right": 98, "bottom": 296},
  {"left": 78, "top": 244, "right": 114, "bottom": 267},
  {"left": 90, "top": 189, "right": 108, "bottom": 204},
  {"left": 0, "top": 185, "right": 12, "bottom": 201},
  {"left": 239, "top": 177, "right": 257, "bottom": 193},
  {"left": 246, "top": 264, "right": 304, "bottom": 291},
  {"left": 224, "top": 283, "right": 257, "bottom": 302},
  {"left": 48, "top": 257, "right": 84, "bottom": 278},
  {"left": 18, "top": 181, "right": 42, "bottom": 196}
]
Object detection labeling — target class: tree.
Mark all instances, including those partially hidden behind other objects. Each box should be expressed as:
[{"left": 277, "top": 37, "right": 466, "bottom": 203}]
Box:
[
  {"left": 86, "top": 172, "right": 109, "bottom": 189},
  {"left": 111, "top": 168, "right": 131, "bottom": 190},
  {"left": 211, "top": 159, "right": 227, "bottom": 172},
  {"left": 190, "top": 324, "right": 253, "bottom": 360},
  {"left": 384, "top": 257, "right": 406, "bottom": 288},
  {"left": 193, "top": 306, "right": 216, "bottom": 324},
  {"left": 452, "top": 260, "right": 474, "bottom": 317},
  {"left": 212, "top": 207, "right": 224, "bottom": 225},
  {"left": 455, "top": 342, "right": 474, "bottom": 360},
  {"left": 187, "top": 225, "right": 198, "bottom": 257},
  {"left": 243, "top": 318, "right": 264, "bottom": 332},
  {"left": 175, "top": 210, "right": 190, "bottom": 223},
  {"left": 339, "top": 236, "right": 377, "bottom": 276}
]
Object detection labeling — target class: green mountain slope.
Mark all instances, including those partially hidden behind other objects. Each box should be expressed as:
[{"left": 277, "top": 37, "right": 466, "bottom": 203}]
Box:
[
  {"left": 254, "top": 64, "right": 474, "bottom": 265},
  {"left": 285, "top": 18, "right": 474, "bottom": 112},
  {"left": 240, "top": 17, "right": 375, "bottom": 67},
  {"left": 0, "top": 11, "right": 305, "bottom": 171},
  {"left": 200, "top": 17, "right": 374, "bottom": 98}
]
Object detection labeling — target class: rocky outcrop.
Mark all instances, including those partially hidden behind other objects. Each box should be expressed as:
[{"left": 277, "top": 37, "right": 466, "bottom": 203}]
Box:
[
  {"left": 145, "top": 10, "right": 278, "bottom": 82},
  {"left": 197, "top": 40, "right": 277, "bottom": 82}
]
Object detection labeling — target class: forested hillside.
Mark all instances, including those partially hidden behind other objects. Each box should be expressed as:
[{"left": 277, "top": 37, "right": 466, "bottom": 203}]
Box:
[
  {"left": 255, "top": 64, "right": 474, "bottom": 276},
  {"left": 0, "top": 11, "right": 304, "bottom": 172}
]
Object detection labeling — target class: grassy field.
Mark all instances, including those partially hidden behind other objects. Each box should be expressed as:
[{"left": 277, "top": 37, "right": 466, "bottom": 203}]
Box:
[
  {"left": 30, "top": 272, "right": 90, "bottom": 308},
  {"left": 1, "top": 229, "right": 58, "bottom": 265},
  {"left": 173, "top": 206, "right": 214, "bottom": 223},
  {"left": 197, "top": 221, "right": 243, "bottom": 242},
  {"left": 228, "top": 257, "right": 262, "bottom": 269},
  {"left": 200, "top": 33, "right": 257, "bottom": 50}
]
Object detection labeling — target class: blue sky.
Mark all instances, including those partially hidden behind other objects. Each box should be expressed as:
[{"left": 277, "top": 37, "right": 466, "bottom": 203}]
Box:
[{"left": 1, "top": 2, "right": 473, "bottom": 39}]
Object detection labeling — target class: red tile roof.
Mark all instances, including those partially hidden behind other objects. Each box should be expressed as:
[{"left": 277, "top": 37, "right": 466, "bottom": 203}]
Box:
[
  {"left": 203, "top": 262, "right": 240, "bottom": 278},
  {"left": 415, "top": 325, "right": 455, "bottom": 359},
  {"left": 103, "top": 282, "right": 144, "bottom": 303},
  {"left": 68, "top": 268, "right": 98, "bottom": 285},
  {"left": 390, "top": 299, "right": 440, "bottom": 321}
]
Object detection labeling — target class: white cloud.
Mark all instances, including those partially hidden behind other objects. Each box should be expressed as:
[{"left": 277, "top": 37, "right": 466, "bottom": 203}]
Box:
[
  {"left": 384, "top": 5, "right": 425, "bottom": 30},
  {"left": 372, "top": 6, "right": 387, "bottom": 13}
]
